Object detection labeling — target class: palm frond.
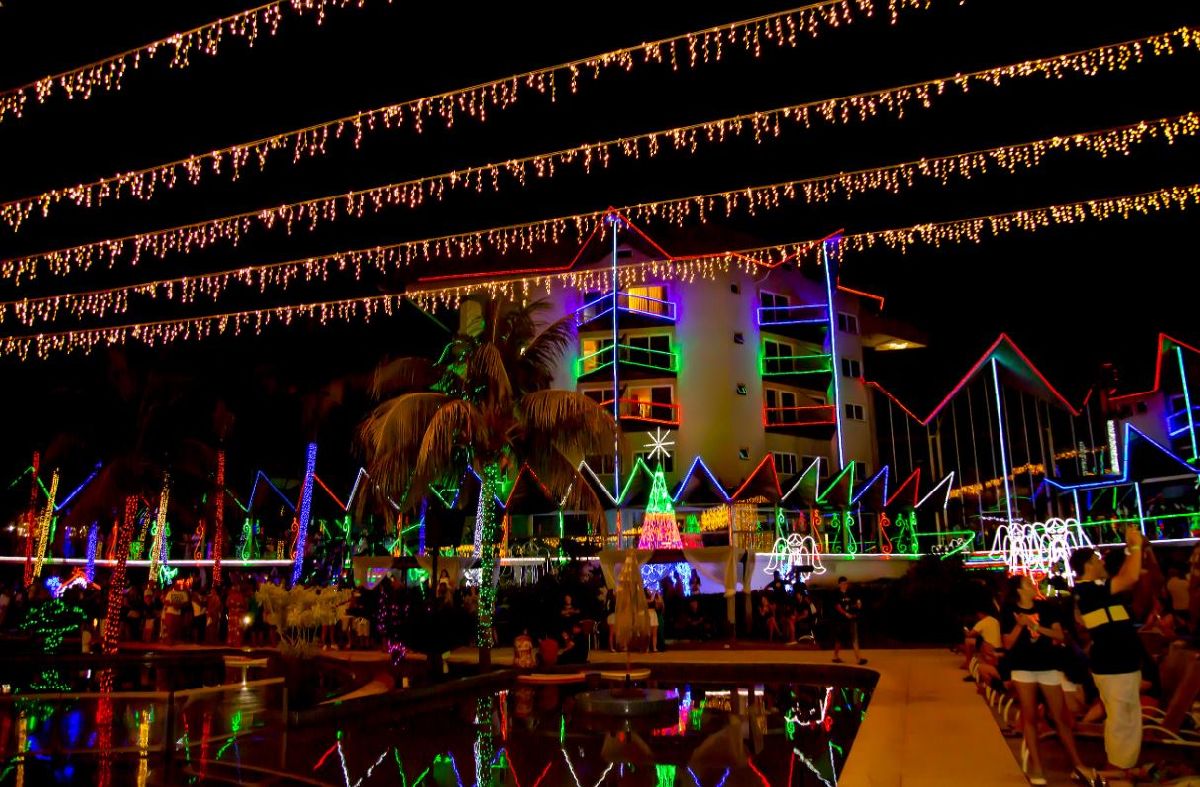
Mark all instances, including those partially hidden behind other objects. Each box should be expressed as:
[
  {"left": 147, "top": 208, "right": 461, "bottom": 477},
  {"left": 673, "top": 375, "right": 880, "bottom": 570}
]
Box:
[
  {"left": 520, "top": 313, "right": 576, "bottom": 385},
  {"left": 370, "top": 357, "right": 440, "bottom": 399},
  {"left": 358, "top": 392, "right": 451, "bottom": 499},
  {"left": 411, "top": 399, "right": 485, "bottom": 501},
  {"left": 520, "top": 390, "right": 619, "bottom": 459},
  {"left": 467, "top": 343, "right": 513, "bottom": 408},
  {"left": 527, "top": 449, "right": 606, "bottom": 530}
]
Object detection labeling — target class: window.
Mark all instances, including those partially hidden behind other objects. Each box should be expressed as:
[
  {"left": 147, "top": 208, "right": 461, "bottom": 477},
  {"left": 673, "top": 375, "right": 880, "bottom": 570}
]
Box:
[
  {"left": 585, "top": 453, "right": 615, "bottom": 474},
  {"left": 856, "top": 461, "right": 870, "bottom": 477},
  {"left": 759, "top": 291, "right": 790, "bottom": 309},
  {"left": 844, "top": 403, "right": 865, "bottom": 421},
  {"left": 738, "top": 447, "right": 750, "bottom": 460},
  {"left": 736, "top": 384, "right": 748, "bottom": 395},
  {"left": 762, "top": 338, "right": 797, "bottom": 375},
  {"left": 624, "top": 385, "right": 675, "bottom": 421},
  {"left": 764, "top": 387, "right": 799, "bottom": 424},
  {"left": 625, "top": 285, "right": 669, "bottom": 316},
  {"left": 580, "top": 337, "right": 613, "bottom": 372},
  {"left": 730, "top": 283, "right": 740, "bottom": 294},
  {"left": 772, "top": 452, "right": 798, "bottom": 476},
  {"left": 625, "top": 334, "right": 672, "bottom": 368},
  {"left": 801, "top": 455, "right": 827, "bottom": 477},
  {"left": 841, "top": 358, "right": 861, "bottom": 378},
  {"left": 581, "top": 387, "right": 607, "bottom": 405},
  {"left": 837, "top": 312, "right": 859, "bottom": 334},
  {"left": 733, "top": 332, "right": 745, "bottom": 344},
  {"left": 635, "top": 451, "right": 674, "bottom": 473}
]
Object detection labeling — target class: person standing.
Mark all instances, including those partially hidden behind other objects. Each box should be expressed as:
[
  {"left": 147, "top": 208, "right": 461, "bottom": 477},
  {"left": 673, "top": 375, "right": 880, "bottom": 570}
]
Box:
[
  {"left": 162, "top": 581, "right": 190, "bottom": 644},
  {"left": 1001, "top": 574, "right": 1097, "bottom": 786},
  {"left": 205, "top": 585, "right": 224, "bottom": 645},
  {"left": 831, "top": 576, "right": 866, "bottom": 665},
  {"left": 1069, "top": 526, "right": 1146, "bottom": 780}
]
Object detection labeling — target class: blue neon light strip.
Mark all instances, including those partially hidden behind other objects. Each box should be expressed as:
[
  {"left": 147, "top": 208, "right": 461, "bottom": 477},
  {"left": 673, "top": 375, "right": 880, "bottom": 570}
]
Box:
[
  {"left": 291, "top": 442, "right": 318, "bottom": 585},
  {"left": 673, "top": 457, "right": 730, "bottom": 503},
  {"left": 850, "top": 466, "right": 889, "bottom": 506},
  {"left": 1176, "top": 345, "right": 1198, "bottom": 462},
  {"left": 54, "top": 464, "right": 101, "bottom": 511},
  {"left": 1045, "top": 423, "right": 1200, "bottom": 491},
  {"left": 756, "top": 303, "right": 827, "bottom": 326},
  {"left": 233, "top": 470, "right": 297, "bottom": 513},
  {"left": 576, "top": 292, "right": 677, "bottom": 325}
]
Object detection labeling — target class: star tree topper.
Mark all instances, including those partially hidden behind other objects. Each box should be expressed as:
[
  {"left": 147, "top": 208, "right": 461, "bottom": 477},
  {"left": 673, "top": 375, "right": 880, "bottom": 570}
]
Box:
[{"left": 643, "top": 427, "right": 675, "bottom": 463}]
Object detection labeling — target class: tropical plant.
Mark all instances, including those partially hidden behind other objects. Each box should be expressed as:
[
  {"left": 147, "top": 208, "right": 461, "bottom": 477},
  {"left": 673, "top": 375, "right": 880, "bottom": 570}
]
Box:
[{"left": 359, "top": 298, "right": 619, "bottom": 665}]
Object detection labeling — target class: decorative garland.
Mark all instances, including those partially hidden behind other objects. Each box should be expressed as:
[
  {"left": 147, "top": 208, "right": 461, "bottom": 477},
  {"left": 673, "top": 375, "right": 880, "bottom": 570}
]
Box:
[
  {"left": 0, "top": 0, "right": 374, "bottom": 125},
  {"left": 0, "top": 0, "right": 939, "bottom": 231},
  {"left": 0, "top": 182, "right": 1195, "bottom": 360},
  {"left": 3, "top": 111, "right": 1195, "bottom": 324}
]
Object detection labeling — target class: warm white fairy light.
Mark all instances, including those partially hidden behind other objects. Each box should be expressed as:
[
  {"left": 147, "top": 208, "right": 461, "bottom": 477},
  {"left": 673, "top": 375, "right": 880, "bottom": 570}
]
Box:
[
  {"left": 0, "top": 0, "right": 373, "bottom": 125},
  {"left": 0, "top": 182, "right": 1196, "bottom": 361},
  {"left": 0, "top": 0, "right": 942, "bottom": 232},
  {"left": 1, "top": 112, "right": 1196, "bottom": 331}
]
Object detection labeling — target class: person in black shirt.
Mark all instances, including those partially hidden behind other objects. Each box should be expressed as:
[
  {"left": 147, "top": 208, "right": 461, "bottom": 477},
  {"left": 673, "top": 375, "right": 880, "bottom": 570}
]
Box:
[
  {"left": 1000, "top": 574, "right": 1097, "bottom": 786},
  {"left": 831, "top": 577, "right": 866, "bottom": 665},
  {"left": 765, "top": 571, "right": 787, "bottom": 602},
  {"left": 1069, "top": 525, "right": 1146, "bottom": 779}
]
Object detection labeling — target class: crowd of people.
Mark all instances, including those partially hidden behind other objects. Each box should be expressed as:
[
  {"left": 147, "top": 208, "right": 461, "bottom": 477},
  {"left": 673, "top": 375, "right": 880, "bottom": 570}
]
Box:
[
  {"left": 752, "top": 571, "right": 868, "bottom": 664},
  {"left": 959, "top": 529, "right": 1200, "bottom": 786}
]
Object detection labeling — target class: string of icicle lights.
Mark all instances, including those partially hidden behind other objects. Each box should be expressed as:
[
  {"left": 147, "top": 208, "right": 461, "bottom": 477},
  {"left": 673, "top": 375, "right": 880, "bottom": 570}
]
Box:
[
  {"left": 0, "top": 0, "right": 939, "bottom": 232},
  {"left": 1, "top": 182, "right": 1195, "bottom": 360},
  {"left": 0, "top": 111, "right": 1194, "bottom": 328},
  {"left": 0, "top": 0, "right": 375, "bottom": 125},
  {"left": 4, "top": 28, "right": 1197, "bottom": 279}
]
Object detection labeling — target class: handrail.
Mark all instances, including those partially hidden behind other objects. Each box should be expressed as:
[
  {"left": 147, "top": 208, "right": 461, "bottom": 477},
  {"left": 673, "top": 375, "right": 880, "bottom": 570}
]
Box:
[
  {"left": 763, "top": 404, "right": 836, "bottom": 426},
  {"left": 598, "top": 397, "right": 681, "bottom": 425},
  {"left": 577, "top": 342, "right": 679, "bottom": 375},
  {"left": 576, "top": 291, "right": 677, "bottom": 324},
  {"left": 757, "top": 303, "right": 827, "bottom": 326},
  {"left": 760, "top": 352, "right": 832, "bottom": 375}
]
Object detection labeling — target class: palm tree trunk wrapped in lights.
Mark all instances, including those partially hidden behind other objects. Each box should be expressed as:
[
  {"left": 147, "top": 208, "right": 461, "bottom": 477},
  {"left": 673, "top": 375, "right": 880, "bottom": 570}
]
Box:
[{"left": 360, "top": 298, "right": 618, "bottom": 667}]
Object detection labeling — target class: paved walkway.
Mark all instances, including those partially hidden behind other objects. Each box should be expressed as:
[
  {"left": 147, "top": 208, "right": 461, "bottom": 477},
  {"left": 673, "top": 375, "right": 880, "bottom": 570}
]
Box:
[{"left": 448, "top": 645, "right": 1027, "bottom": 787}]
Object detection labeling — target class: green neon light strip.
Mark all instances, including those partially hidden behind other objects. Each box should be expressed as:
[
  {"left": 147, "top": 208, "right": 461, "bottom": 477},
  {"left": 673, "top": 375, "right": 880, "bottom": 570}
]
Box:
[
  {"left": 1177, "top": 346, "right": 1199, "bottom": 462},
  {"left": 758, "top": 351, "right": 833, "bottom": 377},
  {"left": 816, "top": 462, "right": 856, "bottom": 504},
  {"left": 575, "top": 343, "right": 679, "bottom": 377}
]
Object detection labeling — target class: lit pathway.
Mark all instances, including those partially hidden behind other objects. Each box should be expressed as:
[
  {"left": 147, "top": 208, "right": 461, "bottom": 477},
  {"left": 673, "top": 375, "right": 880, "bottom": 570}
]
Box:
[{"left": 448, "top": 645, "right": 1027, "bottom": 786}]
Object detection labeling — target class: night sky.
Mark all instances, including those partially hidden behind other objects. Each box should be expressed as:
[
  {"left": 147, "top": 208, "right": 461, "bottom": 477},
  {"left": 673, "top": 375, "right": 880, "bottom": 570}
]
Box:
[{"left": 0, "top": 0, "right": 1195, "bottom": 483}]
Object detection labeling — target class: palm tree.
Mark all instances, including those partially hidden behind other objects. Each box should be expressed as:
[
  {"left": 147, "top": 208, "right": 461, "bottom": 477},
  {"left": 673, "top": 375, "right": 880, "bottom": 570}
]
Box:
[{"left": 360, "top": 298, "right": 619, "bottom": 666}]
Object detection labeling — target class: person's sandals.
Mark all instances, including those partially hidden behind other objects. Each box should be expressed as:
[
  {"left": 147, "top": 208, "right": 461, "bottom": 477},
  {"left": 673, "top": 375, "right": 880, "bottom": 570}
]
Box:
[
  {"left": 832, "top": 657, "right": 843, "bottom": 663},
  {"left": 858, "top": 658, "right": 868, "bottom": 665},
  {"left": 1070, "top": 767, "right": 1105, "bottom": 786}
]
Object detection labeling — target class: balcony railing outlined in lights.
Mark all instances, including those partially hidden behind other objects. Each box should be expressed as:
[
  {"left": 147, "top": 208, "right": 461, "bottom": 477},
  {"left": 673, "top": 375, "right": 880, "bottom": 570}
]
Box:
[
  {"left": 757, "top": 303, "right": 828, "bottom": 327},
  {"left": 598, "top": 397, "right": 682, "bottom": 427},
  {"left": 576, "top": 343, "right": 679, "bottom": 377},
  {"left": 758, "top": 352, "right": 832, "bottom": 377},
  {"left": 1167, "top": 406, "right": 1200, "bottom": 438},
  {"left": 576, "top": 291, "right": 677, "bottom": 326},
  {"left": 762, "top": 404, "right": 837, "bottom": 428}
]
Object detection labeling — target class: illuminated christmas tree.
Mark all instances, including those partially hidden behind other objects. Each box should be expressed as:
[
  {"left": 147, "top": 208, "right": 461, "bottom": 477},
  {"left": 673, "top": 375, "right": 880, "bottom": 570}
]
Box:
[{"left": 637, "top": 462, "right": 682, "bottom": 550}]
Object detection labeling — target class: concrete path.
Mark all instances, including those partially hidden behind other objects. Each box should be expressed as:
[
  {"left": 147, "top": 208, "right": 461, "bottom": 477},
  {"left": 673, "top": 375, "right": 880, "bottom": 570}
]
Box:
[{"left": 448, "top": 645, "right": 1028, "bottom": 786}]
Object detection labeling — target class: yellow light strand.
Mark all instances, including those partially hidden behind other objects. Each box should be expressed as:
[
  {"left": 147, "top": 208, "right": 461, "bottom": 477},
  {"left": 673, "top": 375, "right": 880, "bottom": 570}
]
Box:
[
  {"left": 1, "top": 111, "right": 1196, "bottom": 327},
  {"left": 1, "top": 182, "right": 1196, "bottom": 361},
  {"left": 0, "top": 0, "right": 961, "bottom": 232},
  {"left": 147, "top": 476, "right": 171, "bottom": 582},
  {"left": 32, "top": 470, "right": 59, "bottom": 581},
  {"left": 5, "top": 16, "right": 1197, "bottom": 283},
  {"left": 0, "top": 0, "right": 373, "bottom": 125}
]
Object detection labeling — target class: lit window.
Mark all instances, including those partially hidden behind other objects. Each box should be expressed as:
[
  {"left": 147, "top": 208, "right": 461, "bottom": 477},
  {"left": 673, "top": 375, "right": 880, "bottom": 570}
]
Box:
[{"left": 625, "top": 285, "right": 668, "bottom": 315}]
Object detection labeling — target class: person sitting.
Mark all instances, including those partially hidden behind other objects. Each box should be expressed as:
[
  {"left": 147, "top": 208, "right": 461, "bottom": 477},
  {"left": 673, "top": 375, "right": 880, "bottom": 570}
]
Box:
[
  {"left": 677, "top": 598, "right": 712, "bottom": 641},
  {"left": 793, "top": 588, "right": 817, "bottom": 642},
  {"left": 558, "top": 623, "right": 591, "bottom": 665},
  {"left": 689, "top": 571, "right": 702, "bottom": 596},
  {"left": 560, "top": 594, "right": 581, "bottom": 626},
  {"left": 961, "top": 608, "right": 1002, "bottom": 671},
  {"left": 538, "top": 633, "right": 560, "bottom": 667},
  {"left": 754, "top": 594, "right": 775, "bottom": 639}
]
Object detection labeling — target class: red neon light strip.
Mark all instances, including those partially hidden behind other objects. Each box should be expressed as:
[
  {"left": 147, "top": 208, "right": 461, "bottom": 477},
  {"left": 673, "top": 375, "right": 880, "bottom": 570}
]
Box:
[
  {"left": 1110, "top": 332, "right": 1200, "bottom": 402},
  {"left": 312, "top": 474, "right": 348, "bottom": 511},
  {"left": 731, "top": 454, "right": 783, "bottom": 500},
  {"left": 530, "top": 760, "right": 553, "bottom": 787},
  {"left": 836, "top": 283, "right": 885, "bottom": 309},
  {"left": 862, "top": 380, "right": 922, "bottom": 423},
  {"left": 747, "top": 756, "right": 772, "bottom": 787},
  {"left": 886, "top": 469, "right": 921, "bottom": 508},
  {"left": 312, "top": 742, "right": 338, "bottom": 772}
]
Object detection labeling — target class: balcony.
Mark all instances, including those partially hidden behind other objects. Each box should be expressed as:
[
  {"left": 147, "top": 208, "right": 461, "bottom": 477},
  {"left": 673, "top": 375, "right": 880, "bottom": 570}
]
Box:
[
  {"left": 763, "top": 403, "right": 837, "bottom": 437},
  {"left": 757, "top": 303, "right": 828, "bottom": 342},
  {"left": 577, "top": 291, "right": 677, "bottom": 330},
  {"left": 759, "top": 352, "right": 833, "bottom": 378},
  {"left": 576, "top": 343, "right": 679, "bottom": 381},
  {"left": 597, "top": 397, "right": 681, "bottom": 428}
]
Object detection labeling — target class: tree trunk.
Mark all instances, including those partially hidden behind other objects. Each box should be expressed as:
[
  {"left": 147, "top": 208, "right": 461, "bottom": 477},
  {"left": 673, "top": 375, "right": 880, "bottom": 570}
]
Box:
[{"left": 475, "top": 463, "right": 502, "bottom": 669}]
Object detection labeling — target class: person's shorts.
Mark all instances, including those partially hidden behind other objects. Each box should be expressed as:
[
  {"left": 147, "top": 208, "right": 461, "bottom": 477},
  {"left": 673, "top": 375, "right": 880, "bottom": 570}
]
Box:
[
  {"left": 833, "top": 621, "right": 857, "bottom": 648},
  {"left": 1010, "top": 669, "right": 1062, "bottom": 686}
]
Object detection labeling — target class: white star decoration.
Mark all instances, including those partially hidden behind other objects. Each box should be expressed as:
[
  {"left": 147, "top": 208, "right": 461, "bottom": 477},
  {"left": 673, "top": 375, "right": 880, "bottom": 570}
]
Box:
[{"left": 643, "top": 427, "right": 675, "bottom": 462}]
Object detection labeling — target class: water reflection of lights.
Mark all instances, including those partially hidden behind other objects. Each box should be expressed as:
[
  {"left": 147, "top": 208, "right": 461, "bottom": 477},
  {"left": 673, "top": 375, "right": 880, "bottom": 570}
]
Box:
[
  {"left": 792, "top": 747, "right": 835, "bottom": 787},
  {"left": 686, "top": 766, "right": 730, "bottom": 787},
  {"left": 562, "top": 746, "right": 613, "bottom": 787},
  {"left": 135, "top": 709, "right": 150, "bottom": 787},
  {"left": 784, "top": 687, "right": 834, "bottom": 736}
]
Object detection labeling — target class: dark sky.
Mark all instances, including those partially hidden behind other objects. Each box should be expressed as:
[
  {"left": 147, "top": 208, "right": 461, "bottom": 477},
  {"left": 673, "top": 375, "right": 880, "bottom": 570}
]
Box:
[{"left": 0, "top": 0, "right": 1196, "bottom": 479}]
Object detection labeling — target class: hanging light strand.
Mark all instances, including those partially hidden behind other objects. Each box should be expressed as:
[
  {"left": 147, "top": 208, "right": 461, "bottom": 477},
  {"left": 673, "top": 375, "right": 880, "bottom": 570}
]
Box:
[
  {"left": 0, "top": 0, "right": 967, "bottom": 232},
  {"left": 1, "top": 182, "right": 1196, "bottom": 361},
  {"left": 0, "top": 0, "right": 377, "bottom": 126},
  {"left": 5, "top": 28, "right": 1198, "bottom": 285},
  {"left": 1, "top": 111, "right": 1196, "bottom": 328}
]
